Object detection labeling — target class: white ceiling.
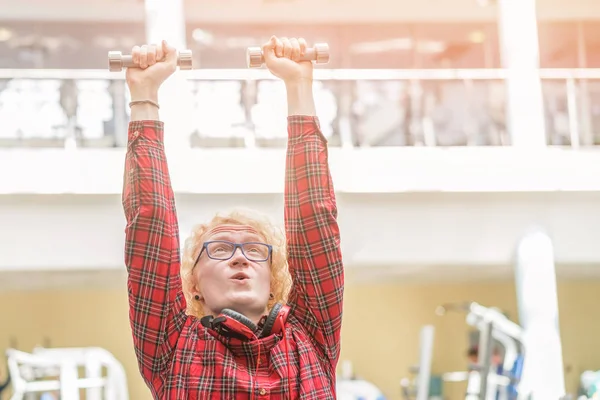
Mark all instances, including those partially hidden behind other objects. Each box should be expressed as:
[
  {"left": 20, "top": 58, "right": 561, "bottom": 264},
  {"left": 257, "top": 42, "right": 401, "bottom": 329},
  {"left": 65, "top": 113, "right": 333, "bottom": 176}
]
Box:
[{"left": 0, "top": 0, "right": 598, "bottom": 22}]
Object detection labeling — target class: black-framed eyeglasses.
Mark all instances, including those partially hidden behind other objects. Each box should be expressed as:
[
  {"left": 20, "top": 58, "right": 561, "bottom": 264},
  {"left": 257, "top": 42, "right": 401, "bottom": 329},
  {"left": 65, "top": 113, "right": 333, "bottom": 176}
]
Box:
[{"left": 193, "top": 240, "right": 272, "bottom": 267}]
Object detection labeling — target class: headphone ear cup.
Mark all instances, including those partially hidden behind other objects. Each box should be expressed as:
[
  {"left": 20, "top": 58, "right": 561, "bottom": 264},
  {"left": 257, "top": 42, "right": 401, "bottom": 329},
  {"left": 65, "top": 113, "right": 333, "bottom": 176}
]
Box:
[{"left": 261, "top": 303, "right": 289, "bottom": 338}]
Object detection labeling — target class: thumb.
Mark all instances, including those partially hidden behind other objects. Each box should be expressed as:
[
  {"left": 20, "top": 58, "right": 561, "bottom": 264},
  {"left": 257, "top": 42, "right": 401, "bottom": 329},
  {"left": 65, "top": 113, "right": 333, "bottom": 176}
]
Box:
[
  {"left": 162, "top": 40, "right": 178, "bottom": 65},
  {"left": 262, "top": 36, "right": 278, "bottom": 64}
]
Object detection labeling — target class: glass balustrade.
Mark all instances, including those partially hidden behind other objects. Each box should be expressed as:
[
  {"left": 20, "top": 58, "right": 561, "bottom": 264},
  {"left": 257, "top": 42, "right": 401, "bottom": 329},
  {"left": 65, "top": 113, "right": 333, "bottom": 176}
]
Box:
[{"left": 1, "top": 68, "right": 600, "bottom": 149}]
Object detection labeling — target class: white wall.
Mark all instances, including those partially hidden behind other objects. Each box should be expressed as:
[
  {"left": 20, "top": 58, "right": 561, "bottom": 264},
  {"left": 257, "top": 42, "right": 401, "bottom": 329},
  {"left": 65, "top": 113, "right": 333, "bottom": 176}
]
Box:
[
  {"left": 4, "top": 147, "right": 600, "bottom": 195},
  {"left": 0, "top": 0, "right": 598, "bottom": 22},
  {"left": 3, "top": 146, "right": 600, "bottom": 290},
  {"left": 2, "top": 191, "right": 600, "bottom": 281}
]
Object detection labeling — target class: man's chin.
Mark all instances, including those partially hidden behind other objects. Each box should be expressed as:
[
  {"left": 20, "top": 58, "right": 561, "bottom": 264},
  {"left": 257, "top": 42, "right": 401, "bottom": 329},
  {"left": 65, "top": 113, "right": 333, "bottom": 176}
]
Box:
[{"left": 222, "top": 293, "right": 267, "bottom": 317}]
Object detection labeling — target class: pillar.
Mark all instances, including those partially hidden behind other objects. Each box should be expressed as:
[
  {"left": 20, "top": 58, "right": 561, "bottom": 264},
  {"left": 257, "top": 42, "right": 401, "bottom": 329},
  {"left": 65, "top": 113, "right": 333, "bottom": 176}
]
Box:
[
  {"left": 144, "top": 0, "right": 195, "bottom": 149},
  {"left": 497, "top": 0, "right": 547, "bottom": 147},
  {"left": 515, "top": 229, "right": 566, "bottom": 399}
]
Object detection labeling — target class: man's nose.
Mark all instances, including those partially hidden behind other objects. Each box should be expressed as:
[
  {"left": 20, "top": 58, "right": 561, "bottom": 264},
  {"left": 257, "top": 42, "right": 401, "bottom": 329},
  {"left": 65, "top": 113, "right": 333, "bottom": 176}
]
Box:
[{"left": 229, "top": 247, "right": 248, "bottom": 265}]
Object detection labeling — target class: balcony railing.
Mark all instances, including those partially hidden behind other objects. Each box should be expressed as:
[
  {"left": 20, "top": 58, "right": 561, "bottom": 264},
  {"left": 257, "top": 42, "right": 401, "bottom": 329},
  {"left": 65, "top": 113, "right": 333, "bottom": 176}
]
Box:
[{"left": 1, "top": 68, "right": 600, "bottom": 149}]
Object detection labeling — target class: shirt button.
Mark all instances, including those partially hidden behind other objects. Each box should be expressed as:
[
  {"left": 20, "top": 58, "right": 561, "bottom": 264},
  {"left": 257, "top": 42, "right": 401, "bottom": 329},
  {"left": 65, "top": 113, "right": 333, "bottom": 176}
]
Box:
[{"left": 259, "top": 388, "right": 266, "bottom": 395}]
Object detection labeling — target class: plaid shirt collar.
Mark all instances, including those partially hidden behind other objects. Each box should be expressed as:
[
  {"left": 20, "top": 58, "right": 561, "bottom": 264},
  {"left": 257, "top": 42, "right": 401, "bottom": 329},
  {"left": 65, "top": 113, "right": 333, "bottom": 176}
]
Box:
[{"left": 203, "top": 324, "right": 284, "bottom": 358}]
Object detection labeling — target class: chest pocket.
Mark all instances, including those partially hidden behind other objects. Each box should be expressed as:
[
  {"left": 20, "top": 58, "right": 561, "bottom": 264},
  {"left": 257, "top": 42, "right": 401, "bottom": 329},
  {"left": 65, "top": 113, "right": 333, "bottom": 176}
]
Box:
[
  {"left": 189, "top": 339, "right": 260, "bottom": 400},
  {"left": 270, "top": 337, "right": 299, "bottom": 380}
]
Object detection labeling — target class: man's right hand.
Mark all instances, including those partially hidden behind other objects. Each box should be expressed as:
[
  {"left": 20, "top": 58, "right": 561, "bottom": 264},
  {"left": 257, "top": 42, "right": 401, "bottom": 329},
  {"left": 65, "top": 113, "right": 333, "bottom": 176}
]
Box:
[
  {"left": 126, "top": 40, "right": 178, "bottom": 101},
  {"left": 262, "top": 36, "right": 313, "bottom": 85}
]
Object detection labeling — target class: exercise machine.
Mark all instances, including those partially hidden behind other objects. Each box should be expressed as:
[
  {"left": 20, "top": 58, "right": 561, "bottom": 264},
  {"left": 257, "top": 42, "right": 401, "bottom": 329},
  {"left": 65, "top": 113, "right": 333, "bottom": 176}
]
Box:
[
  {"left": 401, "top": 303, "right": 525, "bottom": 400},
  {"left": 436, "top": 302, "right": 525, "bottom": 400},
  {"left": 577, "top": 370, "right": 600, "bottom": 400},
  {"left": 400, "top": 325, "right": 438, "bottom": 400},
  {"left": 337, "top": 360, "right": 387, "bottom": 400},
  {"left": 5, "top": 346, "right": 128, "bottom": 400},
  {"left": 0, "top": 356, "right": 10, "bottom": 396}
]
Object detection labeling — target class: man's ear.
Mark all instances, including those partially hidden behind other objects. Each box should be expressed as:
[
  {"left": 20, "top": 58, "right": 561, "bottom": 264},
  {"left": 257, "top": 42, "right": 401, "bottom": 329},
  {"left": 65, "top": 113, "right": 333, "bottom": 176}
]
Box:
[
  {"left": 190, "top": 282, "right": 203, "bottom": 301},
  {"left": 186, "top": 271, "right": 203, "bottom": 301}
]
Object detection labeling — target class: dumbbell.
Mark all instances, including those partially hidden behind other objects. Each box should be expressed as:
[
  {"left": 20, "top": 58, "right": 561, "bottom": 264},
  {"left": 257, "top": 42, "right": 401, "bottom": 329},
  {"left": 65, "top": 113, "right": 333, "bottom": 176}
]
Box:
[
  {"left": 246, "top": 43, "right": 329, "bottom": 68},
  {"left": 108, "top": 49, "right": 193, "bottom": 72}
]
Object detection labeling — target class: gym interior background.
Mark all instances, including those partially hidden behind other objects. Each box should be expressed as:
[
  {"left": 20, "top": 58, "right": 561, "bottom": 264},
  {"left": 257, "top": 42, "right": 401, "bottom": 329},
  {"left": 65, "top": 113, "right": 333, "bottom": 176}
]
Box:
[{"left": 1, "top": 0, "right": 600, "bottom": 399}]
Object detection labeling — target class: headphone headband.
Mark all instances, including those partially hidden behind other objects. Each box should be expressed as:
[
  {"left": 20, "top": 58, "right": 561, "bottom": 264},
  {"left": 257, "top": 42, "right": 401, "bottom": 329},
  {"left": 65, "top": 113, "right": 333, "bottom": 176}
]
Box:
[{"left": 201, "top": 303, "right": 290, "bottom": 340}]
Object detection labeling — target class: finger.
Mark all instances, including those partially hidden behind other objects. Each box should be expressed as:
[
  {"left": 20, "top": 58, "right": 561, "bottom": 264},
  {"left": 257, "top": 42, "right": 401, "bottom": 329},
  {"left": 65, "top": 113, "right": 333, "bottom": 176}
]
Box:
[
  {"left": 154, "top": 43, "right": 164, "bottom": 61},
  {"left": 262, "top": 36, "right": 278, "bottom": 64},
  {"left": 147, "top": 44, "right": 157, "bottom": 66},
  {"left": 139, "top": 45, "right": 148, "bottom": 68},
  {"left": 298, "top": 38, "right": 307, "bottom": 57},
  {"left": 274, "top": 36, "right": 283, "bottom": 58},
  {"left": 280, "top": 37, "right": 292, "bottom": 59},
  {"left": 289, "top": 38, "right": 300, "bottom": 62},
  {"left": 131, "top": 46, "right": 141, "bottom": 65}
]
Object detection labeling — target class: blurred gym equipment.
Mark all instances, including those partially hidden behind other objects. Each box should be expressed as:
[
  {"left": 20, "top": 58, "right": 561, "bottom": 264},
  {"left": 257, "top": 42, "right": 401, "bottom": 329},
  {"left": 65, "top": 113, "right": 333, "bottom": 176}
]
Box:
[
  {"left": 246, "top": 43, "right": 330, "bottom": 68},
  {"left": 400, "top": 226, "right": 578, "bottom": 400},
  {"left": 6, "top": 346, "right": 128, "bottom": 400},
  {"left": 107, "top": 49, "right": 193, "bottom": 72},
  {"left": 337, "top": 360, "right": 387, "bottom": 400},
  {"left": 400, "top": 326, "right": 436, "bottom": 400},
  {"left": 436, "top": 302, "right": 525, "bottom": 400},
  {"left": 401, "top": 302, "right": 525, "bottom": 400},
  {"left": 0, "top": 362, "right": 9, "bottom": 397},
  {"left": 578, "top": 370, "right": 600, "bottom": 399}
]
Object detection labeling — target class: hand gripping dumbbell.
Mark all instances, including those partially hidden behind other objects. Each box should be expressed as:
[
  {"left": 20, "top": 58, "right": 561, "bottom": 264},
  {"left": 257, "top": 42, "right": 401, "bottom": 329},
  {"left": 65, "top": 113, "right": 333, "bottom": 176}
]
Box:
[
  {"left": 246, "top": 43, "right": 330, "bottom": 68},
  {"left": 108, "top": 49, "right": 193, "bottom": 72}
]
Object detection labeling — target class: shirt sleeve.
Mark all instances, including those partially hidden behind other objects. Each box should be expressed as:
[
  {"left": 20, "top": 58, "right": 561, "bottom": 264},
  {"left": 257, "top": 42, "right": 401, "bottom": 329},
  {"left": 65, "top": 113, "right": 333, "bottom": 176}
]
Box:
[
  {"left": 122, "top": 120, "right": 188, "bottom": 395},
  {"left": 284, "top": 115, "right": 345, "bottom": 369}
]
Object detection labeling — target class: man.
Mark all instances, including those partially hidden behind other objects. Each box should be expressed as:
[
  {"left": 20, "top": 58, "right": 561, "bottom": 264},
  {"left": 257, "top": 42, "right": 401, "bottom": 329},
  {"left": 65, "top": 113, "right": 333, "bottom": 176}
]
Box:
[{"left": 122, "top": 36, "right": 344, "bottom": 399}]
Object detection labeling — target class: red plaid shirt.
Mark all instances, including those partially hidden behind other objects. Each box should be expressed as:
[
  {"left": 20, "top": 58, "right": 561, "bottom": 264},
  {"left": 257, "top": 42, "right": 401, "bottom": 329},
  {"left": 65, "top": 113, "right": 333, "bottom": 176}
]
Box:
[{"left": 122, "top": 116, "right": 344, "bottom": 400}]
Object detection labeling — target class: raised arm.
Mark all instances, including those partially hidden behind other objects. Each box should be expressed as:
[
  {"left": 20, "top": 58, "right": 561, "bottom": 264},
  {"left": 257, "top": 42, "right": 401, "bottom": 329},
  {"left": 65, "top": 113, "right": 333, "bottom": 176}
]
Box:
[
  {"left": 285, "top": 112, "right": 344, "bottom": 366},
  {"left": 121, "top": 42, "right": 187, "bottom": 395},
  {"left": 262, "top": 36, "right": 344, "bottom": 369}
]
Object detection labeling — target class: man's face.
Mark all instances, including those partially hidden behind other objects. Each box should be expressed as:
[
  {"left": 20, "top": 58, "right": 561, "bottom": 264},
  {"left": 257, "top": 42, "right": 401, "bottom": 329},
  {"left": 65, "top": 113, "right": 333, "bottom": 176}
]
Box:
[{"left": 192, "top": 225, "right": 272, "bottom": 321}]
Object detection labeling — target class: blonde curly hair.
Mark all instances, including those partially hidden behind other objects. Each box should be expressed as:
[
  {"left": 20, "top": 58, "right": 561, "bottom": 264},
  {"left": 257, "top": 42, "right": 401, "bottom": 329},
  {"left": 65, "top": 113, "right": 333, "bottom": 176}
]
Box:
[{"left": 181, "top": 208, "right": 292, "bottom": 318}]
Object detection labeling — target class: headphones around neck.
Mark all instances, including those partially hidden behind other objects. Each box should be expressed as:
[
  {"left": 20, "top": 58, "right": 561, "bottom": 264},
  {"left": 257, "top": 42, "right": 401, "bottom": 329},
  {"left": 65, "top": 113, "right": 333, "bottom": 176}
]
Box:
[{"left": 201, "top": 302, "right": 290, "bottom": 341}]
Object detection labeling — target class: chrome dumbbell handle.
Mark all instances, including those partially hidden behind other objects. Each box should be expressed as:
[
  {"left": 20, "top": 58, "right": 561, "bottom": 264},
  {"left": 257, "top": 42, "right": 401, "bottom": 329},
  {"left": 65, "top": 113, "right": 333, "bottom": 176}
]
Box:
[
  {"left": 246, "top": 43, "right": 330, "bottom": 68},
  {"left": 108, "top": 50, "right": 193, "bottom": 72}
]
